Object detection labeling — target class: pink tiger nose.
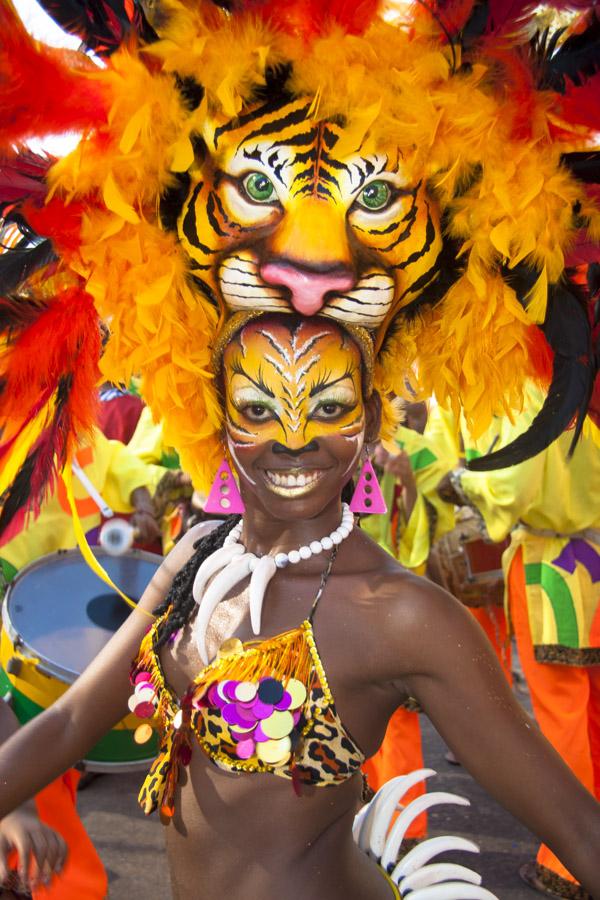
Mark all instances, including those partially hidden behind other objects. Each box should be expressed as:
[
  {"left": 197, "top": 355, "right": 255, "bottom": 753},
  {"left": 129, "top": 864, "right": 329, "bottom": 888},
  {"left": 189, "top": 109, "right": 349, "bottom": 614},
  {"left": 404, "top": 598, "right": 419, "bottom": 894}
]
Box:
[{"left": 261, "top": 262, "right": 355, "bottom": 316}]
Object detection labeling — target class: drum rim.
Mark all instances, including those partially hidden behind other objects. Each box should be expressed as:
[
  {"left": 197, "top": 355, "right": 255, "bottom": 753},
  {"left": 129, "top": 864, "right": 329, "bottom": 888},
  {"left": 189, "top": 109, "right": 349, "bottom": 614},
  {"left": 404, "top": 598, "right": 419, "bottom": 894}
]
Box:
[{"left": 2, "top": 547, "right": 162, "bottom": 684}]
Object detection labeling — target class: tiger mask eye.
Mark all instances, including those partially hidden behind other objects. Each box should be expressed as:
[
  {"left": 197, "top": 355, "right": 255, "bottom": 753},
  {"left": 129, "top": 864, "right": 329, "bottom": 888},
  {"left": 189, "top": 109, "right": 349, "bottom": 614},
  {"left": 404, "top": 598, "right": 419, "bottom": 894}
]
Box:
[
  {"left": 243, "top": 172, "right": 277, "bottom": 203},
  {"left": 355, "top": 180, "right": 392, "bottom": 211}
]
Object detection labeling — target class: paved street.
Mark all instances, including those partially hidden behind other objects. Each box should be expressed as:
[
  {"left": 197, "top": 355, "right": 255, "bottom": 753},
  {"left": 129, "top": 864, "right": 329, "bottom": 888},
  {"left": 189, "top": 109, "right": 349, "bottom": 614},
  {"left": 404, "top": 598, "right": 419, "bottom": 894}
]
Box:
[{"left": 78, "top": 685, "right": 541, "bottom": 899}]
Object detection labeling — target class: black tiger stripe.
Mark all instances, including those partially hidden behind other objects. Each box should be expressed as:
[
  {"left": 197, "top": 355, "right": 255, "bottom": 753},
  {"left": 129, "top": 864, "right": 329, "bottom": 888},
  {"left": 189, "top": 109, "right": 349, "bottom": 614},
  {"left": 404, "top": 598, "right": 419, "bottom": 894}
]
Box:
[
  {"left": 326, "top": 306, "right": 385, "bottom": 319},
  {"left": 206, "top": 192, "right": 229, "bottom": 238},
  {"left": 213, "top": 98, "right": 306, "bottom": 147},
  {"left": 182, "top": 183, "right": 218, "bottom": 255},
  {"left": 221, "top": 278, "right": 281, "bottom": 293},
  {"left": 378, "top": 203, "right": 418, "bottom": 252},
  {"left": 396, "top": 252, "right": 443, "bottom": 302},
  {"left": 237, "top": 105, "right": 313, "bottom": 150},
  {"left": 212, "top": 191, "right": 258, "bottom": 234},
  {"left": 316, "top": 183, "right": 334, "bottom": 199},
  {"left": 268, "top": 128, "right": 318, "bottom": 149},
  {"left": 391, "top": 206, "right": 437, "bottom": 270},
  {"left": 191, "top": 275, "right": 219, "bottom": 307}
]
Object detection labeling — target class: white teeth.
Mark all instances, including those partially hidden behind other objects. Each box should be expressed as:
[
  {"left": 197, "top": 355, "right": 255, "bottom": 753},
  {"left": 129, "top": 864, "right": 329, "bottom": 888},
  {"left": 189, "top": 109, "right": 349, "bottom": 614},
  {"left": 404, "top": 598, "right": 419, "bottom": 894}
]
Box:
[{"left": 265, "top": 469, "right": 322, "bottom": 491}]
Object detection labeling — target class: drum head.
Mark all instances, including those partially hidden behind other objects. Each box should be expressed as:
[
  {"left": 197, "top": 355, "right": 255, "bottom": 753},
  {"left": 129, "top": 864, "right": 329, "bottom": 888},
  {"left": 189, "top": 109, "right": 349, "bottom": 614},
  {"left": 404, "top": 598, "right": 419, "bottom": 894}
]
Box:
[{"left": 4, "top": 549, "right": 161, "bottom": 683}]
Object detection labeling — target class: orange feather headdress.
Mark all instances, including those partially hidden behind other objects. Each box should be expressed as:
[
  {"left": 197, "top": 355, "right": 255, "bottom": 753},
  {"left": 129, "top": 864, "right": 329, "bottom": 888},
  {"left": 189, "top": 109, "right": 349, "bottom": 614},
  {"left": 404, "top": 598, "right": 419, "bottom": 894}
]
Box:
[{"left": 0, "top": 0, "right": 599, "bottom": 538}]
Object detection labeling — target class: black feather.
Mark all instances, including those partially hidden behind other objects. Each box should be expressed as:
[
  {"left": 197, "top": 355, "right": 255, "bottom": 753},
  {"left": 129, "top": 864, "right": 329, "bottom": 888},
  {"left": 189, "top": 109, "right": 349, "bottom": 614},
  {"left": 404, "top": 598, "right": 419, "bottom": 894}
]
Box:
[
  {"left": 35, "top": 0, "right": 157, "bottom": 55},
  {"left": 535, "top": 12, "right": 600, "bottom": 92},
  {"left": 0, "top": 450, "right": 38, "bottom": 535},
  {"left": 560, "top": 151, "right": 600, "bottom": 185},
  {"left": 0, "top": 241, "right": 56, "bottom": 294},
  {"left": 468, "top": 284, "right": 593, "bottom": 470}
]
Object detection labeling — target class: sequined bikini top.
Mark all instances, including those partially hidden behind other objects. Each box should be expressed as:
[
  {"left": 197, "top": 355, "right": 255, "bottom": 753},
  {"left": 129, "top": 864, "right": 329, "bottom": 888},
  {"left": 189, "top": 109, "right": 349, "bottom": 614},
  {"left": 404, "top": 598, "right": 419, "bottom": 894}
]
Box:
[{"left": 132, "top": 597, "right": 365, "bottom": 818}]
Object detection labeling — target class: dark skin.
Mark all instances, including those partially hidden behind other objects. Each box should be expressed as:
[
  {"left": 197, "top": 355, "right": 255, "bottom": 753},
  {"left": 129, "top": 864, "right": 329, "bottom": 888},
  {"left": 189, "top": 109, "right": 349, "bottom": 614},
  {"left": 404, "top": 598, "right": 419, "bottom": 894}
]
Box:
[
  {"left": 0, "top": 702, "right": 66, "bottom": 897},
  {"left": 0, "top": 385, "right": 599, "bottom": 898}
]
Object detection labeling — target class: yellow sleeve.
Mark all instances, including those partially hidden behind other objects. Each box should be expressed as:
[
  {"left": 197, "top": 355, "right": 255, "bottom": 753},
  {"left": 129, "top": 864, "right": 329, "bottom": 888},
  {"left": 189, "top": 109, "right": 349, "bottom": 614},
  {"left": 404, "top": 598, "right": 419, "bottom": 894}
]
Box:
[
  {"left": 102, "top": 437, "right": 166, "bottom": 512},
  {"left": 127, "top": 406, "right": 166, "bottom": 466},
  {"left": 458, "top": 387, "right": 545, "bottom": 542},
  {"left": 397, "top": 492, "right": 431, "bottom": 570}
]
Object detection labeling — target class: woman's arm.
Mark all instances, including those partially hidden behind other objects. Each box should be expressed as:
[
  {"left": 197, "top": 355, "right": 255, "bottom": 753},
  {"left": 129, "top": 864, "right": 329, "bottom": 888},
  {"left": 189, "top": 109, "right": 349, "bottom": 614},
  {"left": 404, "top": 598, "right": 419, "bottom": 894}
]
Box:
[
  {"left": 0, "top": 526, "right": 206, "bottom": 817},
  {"left": 391, "top": 580, "right": 600, "bottom": 894}
]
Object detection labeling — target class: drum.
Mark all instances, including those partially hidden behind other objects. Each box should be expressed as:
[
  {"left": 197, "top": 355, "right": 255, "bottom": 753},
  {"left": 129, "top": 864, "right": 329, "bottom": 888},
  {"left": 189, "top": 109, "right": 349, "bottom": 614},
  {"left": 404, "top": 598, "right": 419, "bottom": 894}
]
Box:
[
  {"left": 0, "top": 548, "right": 161, "bottom": 772},
  {"left": 427, "top": 509, "right": 509, "bottom": 607}
]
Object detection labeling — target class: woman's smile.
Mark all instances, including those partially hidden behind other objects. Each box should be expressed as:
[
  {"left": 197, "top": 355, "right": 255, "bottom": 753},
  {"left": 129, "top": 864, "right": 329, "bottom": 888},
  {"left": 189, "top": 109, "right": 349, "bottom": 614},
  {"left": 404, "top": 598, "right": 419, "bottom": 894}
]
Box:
[{"left": 262, "top": 467, "right": 329, "bottom": 496}]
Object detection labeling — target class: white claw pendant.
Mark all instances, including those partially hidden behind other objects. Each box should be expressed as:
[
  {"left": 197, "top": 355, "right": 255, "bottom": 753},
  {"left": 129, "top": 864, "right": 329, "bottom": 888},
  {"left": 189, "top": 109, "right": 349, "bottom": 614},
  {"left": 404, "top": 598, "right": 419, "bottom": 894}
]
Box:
[{"left": 249, "top": 555, "right": 277, "bottom": 636}]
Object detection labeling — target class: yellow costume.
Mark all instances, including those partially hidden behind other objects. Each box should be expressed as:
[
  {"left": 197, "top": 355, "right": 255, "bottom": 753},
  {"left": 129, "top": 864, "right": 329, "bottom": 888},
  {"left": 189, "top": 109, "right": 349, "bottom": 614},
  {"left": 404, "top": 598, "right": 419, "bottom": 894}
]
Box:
[
  {"left": 0, "top": 428, "right": 164, "bottom": 577},
  {"left": 453, "top": 385, "right": 600, "bottom": 894}
]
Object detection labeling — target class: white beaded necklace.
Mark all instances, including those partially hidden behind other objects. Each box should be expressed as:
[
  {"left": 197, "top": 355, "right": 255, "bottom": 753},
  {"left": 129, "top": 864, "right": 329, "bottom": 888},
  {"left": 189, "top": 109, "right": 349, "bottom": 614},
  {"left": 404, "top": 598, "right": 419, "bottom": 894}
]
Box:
[{"left": 192, "top": 503, "right": 354, "bottom": 663}]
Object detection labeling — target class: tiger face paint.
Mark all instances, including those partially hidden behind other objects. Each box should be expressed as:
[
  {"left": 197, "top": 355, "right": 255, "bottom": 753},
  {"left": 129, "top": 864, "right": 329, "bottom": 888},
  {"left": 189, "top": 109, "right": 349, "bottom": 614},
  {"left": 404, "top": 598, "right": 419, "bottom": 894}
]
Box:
[
  {"left": 222, "top": 316, "right": 365, "bottom": 511},
  {"left": 178, "top": 98, "right": 442, "bottom": 332}
]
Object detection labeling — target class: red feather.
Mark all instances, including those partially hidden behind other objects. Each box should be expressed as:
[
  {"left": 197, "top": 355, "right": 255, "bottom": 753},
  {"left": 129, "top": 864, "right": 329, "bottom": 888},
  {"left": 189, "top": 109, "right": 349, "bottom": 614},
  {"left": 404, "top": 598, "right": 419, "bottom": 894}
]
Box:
[
  {"left": 0, "top": 285, "right": 101, "bottom": 540},
  {"left": 554, "top": 72, "right": 600, "bottom": 135},
  {"left": 0, "top": 0, "right": 108, "bottom": 148},
  {"left": 23, "top": 198, "right": 86, "bottom": 257},
  {"left": 526, "top": 324, "right": 554, "bottom": 384},
  {"left": 240, "top": 0, "right": 382, "bottom": 38},
  {"left": 434, "top": 0, "right": 477, "bottom": 36}
]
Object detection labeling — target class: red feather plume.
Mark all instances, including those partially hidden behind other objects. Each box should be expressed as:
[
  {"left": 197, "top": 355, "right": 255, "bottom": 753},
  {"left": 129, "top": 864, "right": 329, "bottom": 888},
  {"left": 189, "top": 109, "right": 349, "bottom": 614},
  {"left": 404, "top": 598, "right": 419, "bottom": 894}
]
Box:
[
  {"left": 0, "top": 285, "right": 101, "bottom": 542},
  {"left": 0, "top": 0, "right": 108, "bottom": 147},
  {"left": 240, "top": 0, "right": 382, "bottom": 38}
]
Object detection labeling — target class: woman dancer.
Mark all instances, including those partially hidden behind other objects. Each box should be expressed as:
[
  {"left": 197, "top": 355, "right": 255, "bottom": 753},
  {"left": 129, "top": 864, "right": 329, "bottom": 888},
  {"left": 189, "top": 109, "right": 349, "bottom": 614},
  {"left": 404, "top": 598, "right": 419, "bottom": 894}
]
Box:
[
  {"left": 1, "top": 0, "right": 600, "bottom": 896},
  {"left": 1, "top": 313, "right": 600, "bottom": 899}
]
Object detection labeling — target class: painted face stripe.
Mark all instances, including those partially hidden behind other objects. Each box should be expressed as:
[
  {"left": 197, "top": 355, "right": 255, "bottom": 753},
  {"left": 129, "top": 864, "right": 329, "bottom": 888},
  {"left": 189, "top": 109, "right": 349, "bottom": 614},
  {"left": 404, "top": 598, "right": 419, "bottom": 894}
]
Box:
[
  {"left": 391, "top": 206, "right": 437, "bottom": 270},
  {"left": 268, "top": 128, "right": 318, "bottom": 149},
  {"left": 212, "top": 191, "right": 257, "bottom": 234},
  {"left": 396, "top": 251, "right": 443, "bottom": 303},
  {"left": 206, "top": 192, "right": 229, "bottom": 238},
  {"left": 237, "top": 105, "right": 313, "bottom": 151},
  {"left": 182, "top": 182, "right": 219, "bottom": 254},
  {"left": 213, "top": 98, "right": 306, "bottom": 147}
]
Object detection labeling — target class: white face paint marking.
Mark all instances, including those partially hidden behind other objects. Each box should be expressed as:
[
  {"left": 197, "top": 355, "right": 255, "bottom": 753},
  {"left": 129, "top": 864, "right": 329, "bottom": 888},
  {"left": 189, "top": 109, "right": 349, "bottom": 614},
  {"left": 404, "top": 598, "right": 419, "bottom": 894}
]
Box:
[
  {"left": 340, "top": 433, "right": 364, "bottom": 482},
  {"left": 227, "top": 433, "right": 258, "bottom": 486}
]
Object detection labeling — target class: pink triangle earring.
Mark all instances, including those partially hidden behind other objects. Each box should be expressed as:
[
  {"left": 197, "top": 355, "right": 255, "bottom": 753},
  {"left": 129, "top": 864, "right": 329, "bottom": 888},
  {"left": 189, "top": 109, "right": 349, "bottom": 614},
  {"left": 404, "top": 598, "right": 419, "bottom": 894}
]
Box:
[
  {"left": 349, "top": 455, "right": 387, "bottom": 515},
  {"left": 203, "top": 459, "right": 245, "bottom": 514}
]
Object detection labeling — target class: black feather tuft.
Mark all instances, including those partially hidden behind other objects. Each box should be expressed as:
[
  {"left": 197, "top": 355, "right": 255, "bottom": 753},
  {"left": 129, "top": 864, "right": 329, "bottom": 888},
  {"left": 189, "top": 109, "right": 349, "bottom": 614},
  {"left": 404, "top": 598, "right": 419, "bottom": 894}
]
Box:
[
  {"left": 0, "top": 242, "right": 56, "bottom": 295},
  {"left": 560, "top": 150, "right": 600, "bottom": 185},
  {"left": 0, "top": 450, "right": 38, "bottom": 535},
  {"left": 468, "top": 284, "right": 593, "bottom": 470},
  {"left": 35, "top": 0, "right": 157, "bottom": 55},
  {"left": 535, "top": 12, "right": 600, "bottom": 93}
]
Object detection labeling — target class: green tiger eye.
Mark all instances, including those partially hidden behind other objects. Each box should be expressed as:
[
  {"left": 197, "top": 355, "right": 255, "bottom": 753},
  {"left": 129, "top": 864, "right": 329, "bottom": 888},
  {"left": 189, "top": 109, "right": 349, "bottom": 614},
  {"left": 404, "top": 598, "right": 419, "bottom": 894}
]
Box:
[
  {"left": 359, "top": 180, "right": 391, "bottom": 210},
  {"left": 244, "top": 172, "right": 275, "bottom": 202}
]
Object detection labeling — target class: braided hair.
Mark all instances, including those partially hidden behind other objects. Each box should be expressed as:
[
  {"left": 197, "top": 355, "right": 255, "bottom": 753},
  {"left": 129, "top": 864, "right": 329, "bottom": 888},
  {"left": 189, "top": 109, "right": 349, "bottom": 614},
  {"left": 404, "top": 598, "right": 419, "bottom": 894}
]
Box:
[{"left": 154, "top": 516, "right": 241, "bottom": 648}]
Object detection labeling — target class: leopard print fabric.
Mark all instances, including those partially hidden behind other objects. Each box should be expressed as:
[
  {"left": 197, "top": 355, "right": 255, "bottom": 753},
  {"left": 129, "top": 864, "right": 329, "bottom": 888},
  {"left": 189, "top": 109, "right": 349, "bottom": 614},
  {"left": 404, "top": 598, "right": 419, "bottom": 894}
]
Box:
[
  {"left": 135, "top": 618, "right": 365, "bottom": 816},
  {"left": 196, "top": 683, "right": 365, "bottom": 786}
]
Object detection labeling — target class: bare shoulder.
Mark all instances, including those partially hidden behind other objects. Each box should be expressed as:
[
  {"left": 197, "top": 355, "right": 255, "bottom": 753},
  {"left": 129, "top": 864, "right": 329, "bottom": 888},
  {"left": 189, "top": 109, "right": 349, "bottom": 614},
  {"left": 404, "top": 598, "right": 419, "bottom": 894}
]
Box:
[{"left": 351, "top": 548, "right": 481, "bottom": 681}]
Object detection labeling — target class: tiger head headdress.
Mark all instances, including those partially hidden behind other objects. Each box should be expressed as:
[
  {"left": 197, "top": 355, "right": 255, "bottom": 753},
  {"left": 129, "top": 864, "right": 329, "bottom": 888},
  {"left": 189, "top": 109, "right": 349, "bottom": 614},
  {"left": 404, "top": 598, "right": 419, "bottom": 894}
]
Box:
[{"left": 0, "top": 0, "right": 599, "bottom": 537}]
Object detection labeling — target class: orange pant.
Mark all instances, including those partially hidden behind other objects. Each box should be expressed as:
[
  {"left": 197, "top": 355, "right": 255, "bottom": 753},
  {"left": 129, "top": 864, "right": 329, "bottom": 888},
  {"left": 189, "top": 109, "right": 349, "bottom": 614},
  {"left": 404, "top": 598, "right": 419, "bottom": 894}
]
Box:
[
  {"left": 469, "top": 605, "right": 512, "bottom": 684},
  {"left": 508, "top": 548, "right": 600, "bottom": 883},
  {"left": 8, "top": 770, "right": 107, "bottom": 899},
  {"left": 362, "top": 706, "right": 427, "bottom": 839}
]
